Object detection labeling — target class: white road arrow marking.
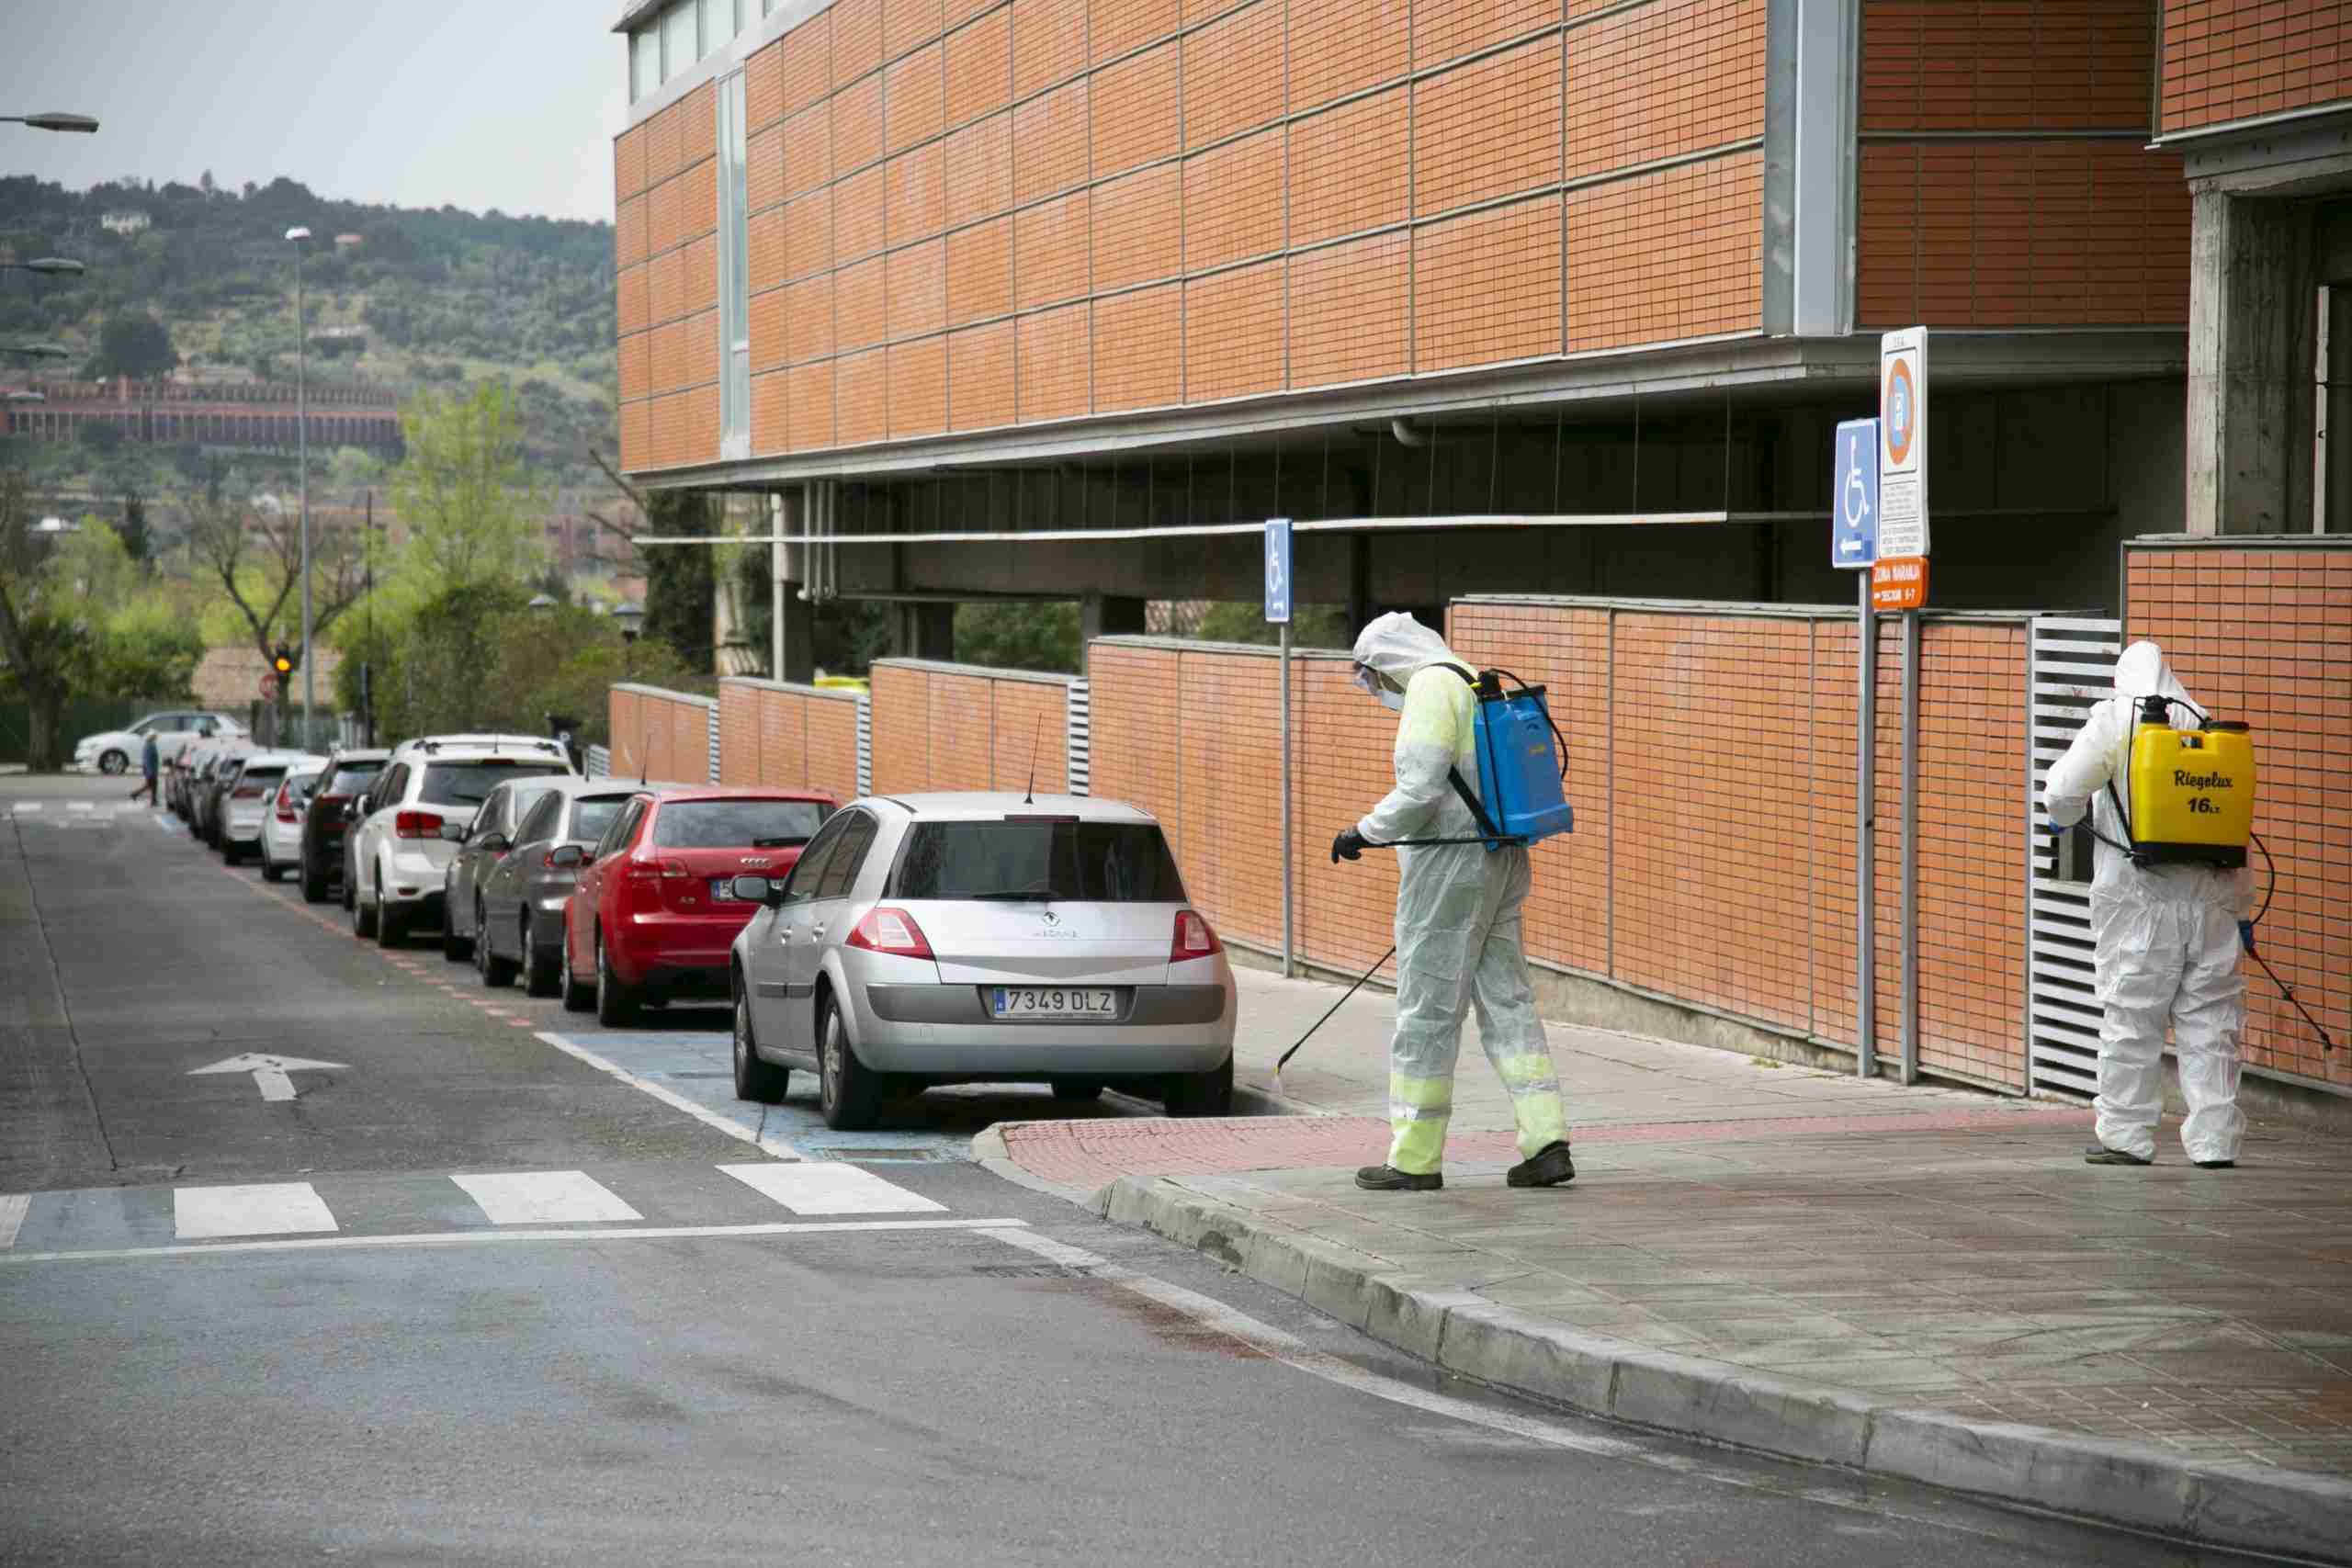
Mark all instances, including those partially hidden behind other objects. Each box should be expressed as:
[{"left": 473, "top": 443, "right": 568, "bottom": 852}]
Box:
[{"left": 188, "top": 1053, "right": 346, "bottom": 1102}]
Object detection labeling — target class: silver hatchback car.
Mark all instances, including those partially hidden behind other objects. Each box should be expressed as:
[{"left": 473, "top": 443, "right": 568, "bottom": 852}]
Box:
[{"left": 728, "top": 793, "right": 1237, "bottom": 1130}]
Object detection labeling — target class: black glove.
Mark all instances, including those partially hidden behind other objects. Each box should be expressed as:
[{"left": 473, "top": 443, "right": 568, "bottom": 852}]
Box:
[{"left": 1331, "top": 827, "right": 1366, "bottom": 863}]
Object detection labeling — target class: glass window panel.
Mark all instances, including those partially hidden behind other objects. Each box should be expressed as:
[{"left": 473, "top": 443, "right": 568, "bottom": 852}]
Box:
[
  {"left": 663, "top": 2, "right": 695, "bottom": 79},
  {"left": 717, "top": 72, "right": 751, "bottom": 454},
  {"left": 700, "top": 0, "right": 725, "bottom": 57},
  {"left": 632, "top": 28, "right": 659, "bottom": 101}
]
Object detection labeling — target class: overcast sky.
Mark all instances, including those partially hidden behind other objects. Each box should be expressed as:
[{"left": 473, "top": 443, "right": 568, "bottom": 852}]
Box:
[{"left": 2, "top": 0, "right": 628, "bottom": 224}]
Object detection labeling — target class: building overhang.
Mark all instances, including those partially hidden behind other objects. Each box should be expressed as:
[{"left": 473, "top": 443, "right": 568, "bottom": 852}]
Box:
[
  {"left": 2158, "top": 105, "right": 2352, "bottom": 197},
  {"left": 628, "top": 329, "right": 2186, "bottom": 491}
]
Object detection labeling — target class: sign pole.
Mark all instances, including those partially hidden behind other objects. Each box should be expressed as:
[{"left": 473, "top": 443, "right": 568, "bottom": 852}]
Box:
[
  {"left": 1265, "top": 519, "right": 1295, "bottom": 978},
  {"left": 1857, "top": 573, "right": 1875, "bottom": 1078},
  {"left": 1899, "top": 607, "right": 1920, "bottom": 1085}
]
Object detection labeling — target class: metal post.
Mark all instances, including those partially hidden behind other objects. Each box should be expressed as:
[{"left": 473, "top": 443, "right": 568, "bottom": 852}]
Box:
[
  {"left": 296, "top": 245, "right": 313, "bottom": 750},
  {"left": 1279, "top": 620, "right": 1295, "bottom": 977},
  {"left": 769, "top": 491, "right": 785, "bottom": 680},
  {"left": 1899, "top": 608, "right": 1920, "bottom": 1085},
  {"left": 1856, "top": 572, "right": 1876, "bottom": 1077}
]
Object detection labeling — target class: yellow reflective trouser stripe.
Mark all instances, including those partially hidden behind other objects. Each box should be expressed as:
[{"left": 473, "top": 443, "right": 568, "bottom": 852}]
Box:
[{"left": 1387, "top": 1071, "right": 1451, "bottom": 1175}]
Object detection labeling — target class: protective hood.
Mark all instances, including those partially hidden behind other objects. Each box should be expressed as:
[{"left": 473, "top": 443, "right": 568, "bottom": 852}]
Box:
[
  {"left": 1351, "top": 613, "right": 1464, "bottom": 708},
  {"left": 2113, "top": 640, "right": 2199, "bottom": 721}
]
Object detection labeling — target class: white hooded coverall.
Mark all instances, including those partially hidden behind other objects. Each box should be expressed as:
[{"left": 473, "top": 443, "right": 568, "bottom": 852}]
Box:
[
  {"left": 1351, "top": 614, "right": 1568, "bottom": 1175},
  {"left": 2041, "top": 641, "right": 2247, "bottom": 1164}
]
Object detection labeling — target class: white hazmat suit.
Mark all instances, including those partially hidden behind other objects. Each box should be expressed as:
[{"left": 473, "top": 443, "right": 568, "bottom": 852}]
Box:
[
  {"left": 2041, "top": 641, "right": 2247, "bottom": 1166},
  {"left": 1349, "top": 614, "right": 1568, "bottom": 1178}
]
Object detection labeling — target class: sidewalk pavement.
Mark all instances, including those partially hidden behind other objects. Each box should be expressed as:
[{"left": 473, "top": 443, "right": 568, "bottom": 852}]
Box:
[{"left": 979, "top": 964, "right": 2352, "bottom": 1560}]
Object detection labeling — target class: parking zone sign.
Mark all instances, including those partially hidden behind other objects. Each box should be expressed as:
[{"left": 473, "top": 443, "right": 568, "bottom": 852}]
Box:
[{"left": 1878, "top": 328, "right": 1928, "bottom": 558}]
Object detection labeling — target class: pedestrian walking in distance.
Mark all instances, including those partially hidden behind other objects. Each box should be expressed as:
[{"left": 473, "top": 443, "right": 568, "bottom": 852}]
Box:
[
  {"left": 2042, "top": 640, "right": 2246, "bottom": 1168},
  {"left": 128, "top": 728, "right": 161, "bottom": 806},
  {"left": 1333, "top": 613, "right": 1575, "bottom": 1192}
]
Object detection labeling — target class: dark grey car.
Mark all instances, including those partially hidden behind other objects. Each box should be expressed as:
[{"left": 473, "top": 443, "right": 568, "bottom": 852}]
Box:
[
  {"left": 439, "top": 775, "right": 568, "bottom": 962},
  {"left": 473, "top": 780, "right": 641, "bottom": 995}
]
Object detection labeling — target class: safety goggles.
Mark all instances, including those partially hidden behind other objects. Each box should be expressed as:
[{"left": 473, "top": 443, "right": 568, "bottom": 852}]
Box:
[{"left": 1352, "top": 663, "right": 1404, "bottom": 699}]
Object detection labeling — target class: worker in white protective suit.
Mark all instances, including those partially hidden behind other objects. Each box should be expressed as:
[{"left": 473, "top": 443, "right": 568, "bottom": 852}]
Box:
[
  {"left": 2042, "top": 640, "right": 2248, "bottom": 1168},
  {"left": 1332, "top": 613, "right": 1574, "bottom": 1191}
]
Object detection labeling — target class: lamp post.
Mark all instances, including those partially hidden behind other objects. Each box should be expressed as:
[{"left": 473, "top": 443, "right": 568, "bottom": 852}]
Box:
[
  {"left": 614, "top": 602, "right": 644, "bottom": 682},
  {"left": 286, "top": 226, "right": 313, "bottom": 748}
]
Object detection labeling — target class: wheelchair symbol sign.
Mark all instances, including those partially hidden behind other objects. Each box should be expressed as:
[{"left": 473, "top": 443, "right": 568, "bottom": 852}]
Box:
[
  {"left": 1264, "top": 518, "right": 1292, "bottom": 624},
  {"left": 1831, "top": 418, "right": 1878, "bottom": 570}
]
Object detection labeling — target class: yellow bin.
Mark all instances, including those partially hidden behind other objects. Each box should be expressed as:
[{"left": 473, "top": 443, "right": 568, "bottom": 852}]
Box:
[{"left": 2127, "top": 718, "right": 2254, "bottom": 867}]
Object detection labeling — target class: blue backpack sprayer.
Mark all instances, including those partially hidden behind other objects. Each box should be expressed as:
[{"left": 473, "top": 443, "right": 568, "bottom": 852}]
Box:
[{"left": 1273, "top": 668, "right": 1573, "bottom": 1089}]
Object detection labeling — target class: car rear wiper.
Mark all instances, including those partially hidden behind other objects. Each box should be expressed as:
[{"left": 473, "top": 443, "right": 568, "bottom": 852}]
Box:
[
  {"left": 751, "top": 836, "right": 808, "bottom": 848},
  {"left": 967, "top": 889, "right": 1057, "bottom": 901}
]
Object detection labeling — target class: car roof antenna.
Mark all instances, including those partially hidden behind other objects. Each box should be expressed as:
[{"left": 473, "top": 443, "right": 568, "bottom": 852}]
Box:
[{"left": 1023, "top": 716, "right": 1043, "bottom": 806}]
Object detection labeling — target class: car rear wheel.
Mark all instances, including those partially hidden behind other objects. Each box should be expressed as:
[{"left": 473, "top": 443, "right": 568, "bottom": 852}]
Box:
[
  {"left": 98, "top": 749, "right": 127, "bottom": 775},
  {"left": 1162, "top": 1055, "right": 1234, "bottom": 1118},
  {"left": 818, "top": 994, "right": 882, "bottom": 1130},
  {"left": 1049, "top": 1078, "right": 1106, "bottom": 1101},
  {"left": 300, "top": 859, "right": 326, "bottom": 904},
  {"left": 594, "top": 933, "right": 638, "bottom": 1026},
  {"left": 259, "top": 845, "right": 282, "bottom": 882},
  {"left": 477, "top": 900, "right": 518, "bottom": 987},
  {"left": 221, "top": 839, "right": 243, "bottom": 866},
  {"left": 376, "top": 886, "right": 407, "bottom": 948},
  {"left": 733, "top": 990, "right": 791, "bottom": 1103},
  {"left": 442, "top": 887, "right": 472, "bottom": 962},
  {"left": 559, "top": 923, "right": 594, "bottom": 1013},
  {"left": 523, "top": 917, "right": 560, "bottom": 998},
  {"left": 351, "top": 879, "right": 377, "bottom": 939}
]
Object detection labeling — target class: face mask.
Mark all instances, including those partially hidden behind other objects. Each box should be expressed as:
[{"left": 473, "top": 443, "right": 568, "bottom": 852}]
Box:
[
  {"left": 1375, "top": 686, "right": 1404, "bottom": 712},
  {"left": 1354, "top": 664, "right": 1406, "bottom": 710}
]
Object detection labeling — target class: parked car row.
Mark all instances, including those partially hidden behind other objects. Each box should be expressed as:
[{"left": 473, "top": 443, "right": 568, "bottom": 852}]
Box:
[{"left": 175, "top": 732, "right": 1238, "bottom": 1130}]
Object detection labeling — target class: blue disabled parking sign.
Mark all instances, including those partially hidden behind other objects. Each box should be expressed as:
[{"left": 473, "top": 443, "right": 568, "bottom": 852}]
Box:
[
  {"left": 1264, "top": 518, "right": 1292, "bottom": 624},
  {"left": 1832, "top": 418, "right": 1879, "bottom": 570}
]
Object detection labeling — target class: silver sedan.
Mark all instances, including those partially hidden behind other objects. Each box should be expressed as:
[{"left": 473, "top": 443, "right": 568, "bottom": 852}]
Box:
[
  {"left": 471, "top": 779, "right": 643, "bottom": 996},
  {"left": 728, "top": 793, "right": 1237, "bottom": 1130}
]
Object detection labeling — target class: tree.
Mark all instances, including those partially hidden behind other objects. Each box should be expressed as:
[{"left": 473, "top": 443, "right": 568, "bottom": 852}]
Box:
[
  {"left": 183, "top": 478, "right": 368, "bottom": 690},
  {"left": 583, "top": 434, "right": 713, "bottom": 673},
  {"left": 953, "top": 602, "right": 1080, "bottom": 674},
  {"left": 0, "top": 469, "right": 84, "bottom": 770},
  {"left": 390, "top": 382, "right": 543, "bottom": 595},
  {"left": 118, "top": 490, "right": 152, "bottom": 570},
  {"left": 85, "top": 311, "right": 177, "bottom": 381}
]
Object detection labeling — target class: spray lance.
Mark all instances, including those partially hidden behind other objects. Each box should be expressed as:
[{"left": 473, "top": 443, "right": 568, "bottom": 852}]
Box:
[{"left": 1276, "top": 668, "right": 1577, "bottom": 1093}]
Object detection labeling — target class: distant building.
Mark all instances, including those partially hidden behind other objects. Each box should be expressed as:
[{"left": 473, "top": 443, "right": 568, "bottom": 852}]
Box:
[
  {"left": 333, "top": 233, "right": 364, "bottom": 251},
  {"left": 2, "top": 377, "right": 402, "bottom": 458},
  {"left": 99, "top": 209, "right": 150, "bottom": 236}
]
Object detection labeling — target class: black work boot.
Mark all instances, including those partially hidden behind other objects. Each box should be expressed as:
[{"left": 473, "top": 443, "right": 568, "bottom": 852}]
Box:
[
  {"left": 2192, "top": 1158, "right": 2236, "bottom": 1169},
  {"left": 1507, "top": 1141, "right": 1577, "bottom": 1188},
  {"left": 2084, "top": 1145, "right": 2153, "bottom": 1167},
  {"left": 1355, "top": 1164, "right": 1442, "bottom": 1191}
]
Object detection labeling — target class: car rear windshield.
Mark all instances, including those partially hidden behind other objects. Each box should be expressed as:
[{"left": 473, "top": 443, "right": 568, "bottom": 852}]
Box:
[
  {"left": 285, "top": 773, "right": 322, "bottom": 802},
  {"left": 239, "top": 765, "right": 285, "bottom": 785},
  {"left": 652, "top": 799, "right": 829, "bottom": 849},
  {"left": 420, "top": 761, "right": 568, "bottom": 807},
  {"left": 324, "top": 761, "right": 382, "bottom": 794},
  {"left": 892, "top": 819, "right": 1186, "bottom": 903},
  {"left": 570, "top": 795, "right": 634, "bottom": 845}
]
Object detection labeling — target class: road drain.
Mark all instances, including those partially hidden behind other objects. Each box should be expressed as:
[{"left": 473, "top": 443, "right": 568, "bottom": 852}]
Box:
[
  {"left": 971, "top": 1263, "right": 1087, "bottom": 1279},
  {"left": 823, "top": 1147, "right": 943, "bottom": 1162}
]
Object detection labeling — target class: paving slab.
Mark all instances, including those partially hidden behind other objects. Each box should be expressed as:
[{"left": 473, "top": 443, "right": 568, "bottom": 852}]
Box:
[{"left": 981, "top": 961, "right": 2352, "bottom": 1560}]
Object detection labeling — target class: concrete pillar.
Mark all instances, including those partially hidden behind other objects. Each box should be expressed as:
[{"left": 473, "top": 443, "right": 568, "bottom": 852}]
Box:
[
  {"left": 894, "top": 602, "right": 955, "bottom": 660},
  {"left": 1079, "top": 593, "right": 1146, "bottom": 643},
  {"left": 2187, "top": 189, "right": 2316, "bottom": 535},
  {"left": 769, "top": 496, "right": 815, "bottom": 685}
]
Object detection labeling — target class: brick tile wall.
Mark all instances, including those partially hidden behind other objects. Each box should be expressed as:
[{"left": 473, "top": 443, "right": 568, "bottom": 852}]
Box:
[
  {"left": 890, "top": 333, "right": 949, "bottom": 435},
  {"left": 837, "top": 347, "right": 888, "bottom": 446},
  {"left": 607, "top": 686, "right": 717, "bottom": 785},
  {"left": 863, "top": 660, "right": 1073, "bottom": 794},
  {"left": 2127, "top": 545, "right": 2352, "bottom": 1089},
  {"left": 621, "top": 0, "right": 1784, "bottom": 475},
  {"left": 2160, "top": 0, "right": 2352, "bottom": 134}
]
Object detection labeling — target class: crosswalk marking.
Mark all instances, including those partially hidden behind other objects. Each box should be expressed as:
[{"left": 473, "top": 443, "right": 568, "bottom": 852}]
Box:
[
  {"left": 451, "top": 1170, "right": 642, "bottom": 1225},
  {"left": 719, "top": 1160, "right": 947, "bottom": 1215},
  {"left": 175, "top": 1182, "right": 339, "bottom": 1240},
  {"left": 67, "top": 802, "right": 93, "bottom": 813},
  {"left": 10, "top": 802, "right": 41, "bottom": 813},
  {"left": 0, "top": 1193, "right": 28, "bottom": 1249}
]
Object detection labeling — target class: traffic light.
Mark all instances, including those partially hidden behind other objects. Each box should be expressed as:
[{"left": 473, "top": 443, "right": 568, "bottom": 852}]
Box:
[{"left": 272, "top": 643, "right": 296, "bottom": 677}]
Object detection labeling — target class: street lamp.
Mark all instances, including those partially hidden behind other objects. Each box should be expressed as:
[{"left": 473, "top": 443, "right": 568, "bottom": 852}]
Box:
[
  {"left": 1, "top": 258, "right": 85, "bottom": 276},
  {"left": 287, "top": 225, "right": 314, "bottom": 748},
  {"left": 614, "top": 602, "right": 644, "bottom": 679},
  {"left": 1, "top": 113, "right": 99, "bottom": 133}
]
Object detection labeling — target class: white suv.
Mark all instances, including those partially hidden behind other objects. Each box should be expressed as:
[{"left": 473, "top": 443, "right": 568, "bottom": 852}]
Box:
[{"left": 348, "top": 735, "right": 574, "bottom": 947}]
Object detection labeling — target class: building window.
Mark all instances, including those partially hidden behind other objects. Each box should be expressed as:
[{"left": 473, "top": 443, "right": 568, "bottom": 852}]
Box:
[
  {"left": 700, "top": 0, "right": 728, "bottom": 57},
  {"left": 663, "top": 1, "right": 695, "bottom": 81},
  {"left": 630, "top": 27, "right": 660, "bottom": 102},
  {"left": 718, "top": 70, "right": 751, "bottom": 458}
]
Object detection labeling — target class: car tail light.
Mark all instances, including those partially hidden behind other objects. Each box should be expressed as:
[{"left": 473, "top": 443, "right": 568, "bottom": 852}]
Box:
[
  {"left": 275, "top": 797, "right": 301, "bottom": 823},
  {"left": 623, "top": 857, "right": 690, "bottom": 882},
  {"left": 232, "top": 786, "right": 262, "bottom": 801},
  {"left": 847, "top": 907, "right": 933, "bottom": 959},
  {"left": 393, "top": 810, "right": 443, "bottom": 840},
  {"left": 1172, "top": 910, "right": 1223, "bottom": 961}
]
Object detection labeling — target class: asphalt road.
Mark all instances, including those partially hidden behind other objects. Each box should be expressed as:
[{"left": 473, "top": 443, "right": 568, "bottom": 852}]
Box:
[{"left": 0, "top": 772, "right": 2273, "bottom": 1566}]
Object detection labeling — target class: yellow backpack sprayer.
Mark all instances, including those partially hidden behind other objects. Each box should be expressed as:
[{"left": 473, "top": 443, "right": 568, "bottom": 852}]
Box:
[
  {"left": 1273, "top": 668, "right": 1572, "bottom": 1092},
  {"left": 2070, "top": 694, "right": 2334, "bottom": 1053}
]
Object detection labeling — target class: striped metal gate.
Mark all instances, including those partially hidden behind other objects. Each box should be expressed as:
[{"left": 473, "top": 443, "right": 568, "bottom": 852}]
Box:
[
  {"left": 584, "top": 744, "right": 611, "bottom": 780},
  {"left": 1065, "top": 680, "right": 1090, "bottom": 795},
  {"left": 707, "top": 703, "right": 722, "bottom": 783},
  {"left": 2026, "top": 615, "right": 2120, "bottom": 1097},
  {"left": 854, "top": 693, "right": 873, "bottom": 797}
]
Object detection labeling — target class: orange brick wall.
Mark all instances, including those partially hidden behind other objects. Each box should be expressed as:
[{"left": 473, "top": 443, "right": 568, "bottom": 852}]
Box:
[
  {"left": 1085, "top": 608, "right": 2029, "bottom": 1089},
  {"left": 1857, "top": 0, "right": 2190, "bottom": 329},
  {"left": 716, "top": 677, "right": 862, "bottom": 803},
  {"left": 2125, "top": 544, "right": 2352, "bottom": 1089},
  {"left": 865, "top": 659, "right": 1071, "bottom": 795},
  {"left": 616, "top": 84, "right": 722, "bottom": 472},
  {"left": 607, "top": 684, "right": 717, "bottom": 784},
  {"left": 625, "top": 0, "right": 1769, "bottom": 474},
  {"left": 2160, "top": 0, "right": 2352, "bottom": 135}
]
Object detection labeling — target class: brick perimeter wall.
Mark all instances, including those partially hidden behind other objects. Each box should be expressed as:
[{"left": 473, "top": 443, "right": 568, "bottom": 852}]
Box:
[
  {"left": 718, "top": 677, "right": 863, "bottom": 803},
  {"left": 608, "top": 684, "right": 716, "bottom": 785},
  {"left": 867, "top": 659, "right": 1072, "bottom": 795},
  {"left": 623, "top": 0, "right": 1770, "bottom": 473},
  {"left": 2160, "top": 0, "right": 2352, "bottom": 136},
  {"left": 2126, "top": 543, "right": 2352, "bottom": 1089}
]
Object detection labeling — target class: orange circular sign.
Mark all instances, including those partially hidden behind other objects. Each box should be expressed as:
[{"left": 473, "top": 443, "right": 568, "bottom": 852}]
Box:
[{"left": 1883, "top": 357, "right": 1917, "bottom": 468}]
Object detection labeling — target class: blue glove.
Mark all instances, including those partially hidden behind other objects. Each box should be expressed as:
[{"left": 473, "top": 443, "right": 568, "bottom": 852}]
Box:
[
  {"left": 2043, "top": 818, "right": 2071, "bottom": 834},
  {"left": 2238, "top": 919, "right": 2256, "bottom": 957}
]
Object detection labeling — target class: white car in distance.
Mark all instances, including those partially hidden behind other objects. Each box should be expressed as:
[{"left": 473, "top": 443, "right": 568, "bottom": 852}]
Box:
[{"left": 74, "top": 711, "right": 245, "bottom": 774}]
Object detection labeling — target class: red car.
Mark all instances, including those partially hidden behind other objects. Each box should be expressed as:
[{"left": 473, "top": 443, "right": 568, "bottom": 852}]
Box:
[{"left": 560, "top": 785, "right": 837, "bottom": 1024}]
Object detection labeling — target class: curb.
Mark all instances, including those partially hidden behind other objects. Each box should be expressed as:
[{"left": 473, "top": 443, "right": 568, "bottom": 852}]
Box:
[{"left": 1093, "top": 1173, "right": 2352, "bottom": 1563}]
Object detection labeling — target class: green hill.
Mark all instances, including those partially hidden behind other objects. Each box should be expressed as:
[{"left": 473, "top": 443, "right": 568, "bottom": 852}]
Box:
[{"left": 0, "top": 174, "right": 615, "bottom": 483}]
